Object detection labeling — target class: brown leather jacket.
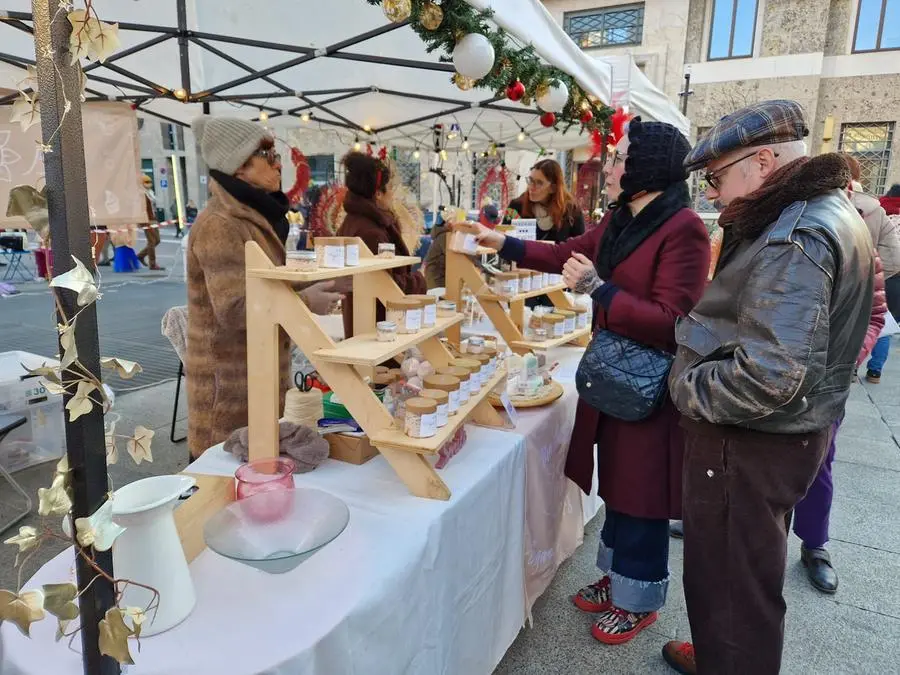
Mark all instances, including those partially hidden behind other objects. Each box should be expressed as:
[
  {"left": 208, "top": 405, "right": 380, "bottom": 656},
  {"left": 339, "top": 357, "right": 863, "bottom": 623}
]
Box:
[{"left": 669, "top": 190, "right": 874, "bottom": 433}]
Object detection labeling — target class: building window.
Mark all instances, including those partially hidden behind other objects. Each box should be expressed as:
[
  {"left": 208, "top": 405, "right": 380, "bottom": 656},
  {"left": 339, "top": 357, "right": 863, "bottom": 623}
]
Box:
[
  {"left": 708, "top": 0, "right": 758, "bottom": 60},
  {"left": 161, "top": 123, "right": 184, "bottom": 151},
  {"left": 307, "top": 154, "right": 335, "bottom": 184},
  {"left": 393, "top": 149, "right": 421, "bottom": 200},
  {"left": 563, "top": 4, "right": 644, "bottom": 49},
  {"left": 853, "top": 0, "right": 900, "bottom": 52},
  {"left": 839, "top": 122, "right": 895, "bottom": 195}
]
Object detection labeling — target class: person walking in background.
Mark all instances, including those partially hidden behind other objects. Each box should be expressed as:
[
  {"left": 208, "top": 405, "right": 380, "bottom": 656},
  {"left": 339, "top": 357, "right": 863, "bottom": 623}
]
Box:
[
  {"left": 791, "top": 249, "right": 886, "bottom": 594},
  {"left": 473, "top": 118, "right": 709, "bottom": 646},
  {"left": 839, "top": 158, "right": 900, "bottom": 384},
  {"left": 663, "top": 101, "right": 874, "bottom": 675},
  {"left": 138, "top": 174, "right": 164, "bottom": 271}
]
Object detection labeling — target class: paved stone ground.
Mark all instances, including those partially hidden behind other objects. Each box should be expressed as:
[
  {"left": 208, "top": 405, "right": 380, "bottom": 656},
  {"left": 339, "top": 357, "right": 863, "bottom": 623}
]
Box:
[{"left": 2, "top": 241, "right": 899, "bottom": 672}]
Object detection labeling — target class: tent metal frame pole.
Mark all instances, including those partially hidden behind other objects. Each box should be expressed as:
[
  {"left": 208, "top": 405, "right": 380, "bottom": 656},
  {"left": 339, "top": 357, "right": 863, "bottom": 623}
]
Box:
[
  {"left": 188, "top": 31, "right": 314, "bottom": 54},
  {"left": 33, "top": 2, "right": 118, "bottom": 673},
  {"left": 328, "top": 51, "right": 454, "bottom": 73},
  {"left": 82, "top": 33, "right": 173, "bottom": 73},
  {"left": 375, "top": 95, "right": 503, "bottom": 134},
  {"left": 270, "top": 91, "right": 367, "bottom": 120},
  {"left": 176, "top": 0, "right": 191, "bottom": 97}
]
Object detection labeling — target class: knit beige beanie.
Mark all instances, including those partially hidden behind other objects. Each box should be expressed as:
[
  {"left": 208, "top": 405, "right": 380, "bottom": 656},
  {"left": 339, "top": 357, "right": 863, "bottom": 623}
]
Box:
[{"left": 192, "top": 116, "right": 270, "bottom": 175}]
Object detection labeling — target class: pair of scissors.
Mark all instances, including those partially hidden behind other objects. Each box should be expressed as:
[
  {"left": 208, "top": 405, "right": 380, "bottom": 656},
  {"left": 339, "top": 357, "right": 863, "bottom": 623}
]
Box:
[{"left": 295, "top": 370, "right": 320, "bottom": 392}]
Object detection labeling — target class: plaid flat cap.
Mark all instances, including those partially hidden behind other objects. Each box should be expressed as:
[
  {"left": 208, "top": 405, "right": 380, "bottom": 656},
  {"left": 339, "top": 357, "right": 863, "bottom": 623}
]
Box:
[{"left": 683, "top": 99, "right": 809, "bottom": 172}]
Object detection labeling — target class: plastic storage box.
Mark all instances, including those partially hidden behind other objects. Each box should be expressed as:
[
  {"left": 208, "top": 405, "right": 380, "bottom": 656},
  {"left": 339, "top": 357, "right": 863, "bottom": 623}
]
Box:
[{"left": 0, "top": 351, "right": 66, "bottom": 473}]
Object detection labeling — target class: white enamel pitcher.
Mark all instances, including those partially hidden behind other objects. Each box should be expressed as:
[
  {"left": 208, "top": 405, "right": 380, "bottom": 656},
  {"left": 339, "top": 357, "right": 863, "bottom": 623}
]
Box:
[{"left": 111, "top": 474, "right": 197, "bottom": 636}]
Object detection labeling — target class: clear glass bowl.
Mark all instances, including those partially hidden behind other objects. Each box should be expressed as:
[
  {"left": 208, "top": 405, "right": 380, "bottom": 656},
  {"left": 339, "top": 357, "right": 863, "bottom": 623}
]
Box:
[{"left": 203, "top": 488, "right": 350, "bottom": 574}]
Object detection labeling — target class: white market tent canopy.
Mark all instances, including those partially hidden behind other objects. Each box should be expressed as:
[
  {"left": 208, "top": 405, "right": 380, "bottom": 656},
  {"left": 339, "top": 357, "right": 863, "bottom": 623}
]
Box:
[{"left": 0, "top": 0, "right": 688, "bottom": 151}]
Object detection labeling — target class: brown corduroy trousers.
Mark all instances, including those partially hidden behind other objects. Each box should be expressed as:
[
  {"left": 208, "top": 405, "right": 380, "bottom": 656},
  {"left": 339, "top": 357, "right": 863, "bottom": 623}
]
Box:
[{"left": 680, "top": 418, "right": 831, "bottom": 674}]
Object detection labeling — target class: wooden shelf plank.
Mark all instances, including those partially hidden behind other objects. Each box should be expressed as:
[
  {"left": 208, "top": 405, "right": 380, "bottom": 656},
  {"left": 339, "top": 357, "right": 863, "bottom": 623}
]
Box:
[
  {"left": 477, "top": 282, "right": 568, "bottom": 303},
  {"left": 248, "top": 255, "right": 420, "bottom": 282},
  {"left": 510, "top": 325, "right": 592, "bottom": 351},
  {"left": 313, "top": 314, "right": 464, "bottom": 367},
  {"left": 370, "top": 366, "right": 508, "bottom": 454}
]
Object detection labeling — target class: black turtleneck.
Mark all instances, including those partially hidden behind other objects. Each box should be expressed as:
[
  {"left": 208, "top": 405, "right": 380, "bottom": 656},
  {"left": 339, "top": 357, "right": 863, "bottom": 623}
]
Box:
[{"left": 209, "top": 169, "right": 290, "bottom": 244}]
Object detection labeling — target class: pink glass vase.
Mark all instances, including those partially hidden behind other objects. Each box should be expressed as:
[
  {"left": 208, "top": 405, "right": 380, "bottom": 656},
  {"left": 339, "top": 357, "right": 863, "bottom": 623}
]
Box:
[{"left": 235, "top": 458, "right": 296, "bottom": 522}]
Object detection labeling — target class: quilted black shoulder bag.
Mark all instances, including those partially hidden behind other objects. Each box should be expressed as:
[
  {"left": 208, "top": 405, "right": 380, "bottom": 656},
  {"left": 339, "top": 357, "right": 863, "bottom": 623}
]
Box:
[{"left": 575, "top": 329, "right": 674, "bottom": 422}]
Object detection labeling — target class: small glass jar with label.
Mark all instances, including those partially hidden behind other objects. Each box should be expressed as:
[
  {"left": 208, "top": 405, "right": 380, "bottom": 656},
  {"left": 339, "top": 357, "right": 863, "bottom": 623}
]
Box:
[
  {"left": 574, "top": 306, "right": 590, "bottom": 329},
  {"left": 286, "top": 250, "right": 317, "bottom": 271},
  {"left": 542, "top": 314, "right": 566, "bottom": 338},
  {"left": 436, "top": 300, "right": 457, "bottom": 317},
  {"left": 532, "top": 327, "right": 549, "bottom": 343},
  {"left": 421, "top": 389, "right": 449, "bottom": 427},
  {"left": 315, "top": 236, "right": 346, "bottom": 269},
  {"left": 518, "top": 270, "right": 532, "bottom": 293},
  {"left": 408, "top": 295, "right": 437, "bottom": 328},
  {"left": 385, "top": 298, "right": 422, "bottom": 334},
  {"left": 530, "top": 271, "right": 543, "bottom": 290},
  {"left": 376, "top": 320, "right": 398, "bottom": 342},
  {"left": 549, "top": 273, "right": 564, "bottom": 286},
  {"left": 482, "top": 346, "right": 498, "bottom": 376},
  {"left": 377, "top": 242, "right": 396, "bottom": 258},
  {"left": 405, "top": 397, "right": 438, "bottom": 439},
  {"left": 424, "top": 374, "right": 461, "bottom": 416},
  {"left": 466, "top": 336, "right": 485, "bottom": 354},
  {"left": 542, "top": 272, "right": 551, "bottom": 288},
  {"left": 437, "top": 366, "right": 470, "bottom": 404},
  {"left": 343, "top": 237, "right": 360, "bottom": 266},
  {"left": 492, "top": 271, "right": 519, "bottom": 298},
  {"left": 451, "top": 358, "right": 482, "bottom": 391},
  {"left": 557, "top": 309, "right": 576, "bottom": 334},
  {"left": 473, "top": 354, "right": 492, "bottom": 383}
]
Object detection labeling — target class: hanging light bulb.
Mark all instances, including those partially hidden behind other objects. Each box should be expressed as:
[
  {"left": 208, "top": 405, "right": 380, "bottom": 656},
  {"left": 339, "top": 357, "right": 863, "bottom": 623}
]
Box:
[
  {"left": 413, "top": 148, "right": 421, "bottom": 160},
  {"left": 301, "top": 112, "right": 311, "bottom": 123},
  {"left": 517, "top": 130, "right": 526, "bottom": 142},
  {"left": 353, "top": 138, "right": 361, "bottom": 152},
  {"left": 462, "top": 138, "right": 470, "bottom": 151},
  {"left": 440, "top": 149, "right": 448, "bottom": 161},
  {"left": 363, "top": 124, "right": 372, "bottom": 133},
  {"left": 173, "top": 88, "right": 188, "bottom": 101},
  {"left": 259, "top": 110, "right": 269, "bottom": 122}
]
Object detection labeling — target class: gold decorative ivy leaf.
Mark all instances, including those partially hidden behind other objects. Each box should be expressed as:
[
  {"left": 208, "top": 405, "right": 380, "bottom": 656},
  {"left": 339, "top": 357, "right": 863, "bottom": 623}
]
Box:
[
  {"left": 98, "top": 607, "right": 134, "bottom": 665},
  {"left": 0, "top": 589, "right": 46, "bottom": 637},
  {"left": 42, "top": 583, "right": 79, "bottom": 622},
  {"left": 3, "top": 526, "right": 40, "bottom": 566},
  {"left": 106, "top": 418, "right": 118, "bottom": 465},
  {"left": 37, "top": 474, "right": 73, "bottom": 517},
  {"left": 87, "top": 20, "right": 120, "bottom": 63},
  {"left": 59, "top": 322, "right": 78, "bottom": 369},
  {"left": 100, "top": 357, "right": 143, "bottom": 380},
  {"left": 127, "top": 426, "right": 154, "bottom": 464},
  {"left": 65, "top": 380, "right": 97, "bottom": 422},
  {"left": 124, "top": 606, "right": 146, "bottom": 639},
  {"left": 74, "top": 501, "right": 123, "bottom": 552},
  {"left": 10, "top": 92, "right": 40, "bottom": 132},
  {"left": 49, "top": 256, "right": 98, "bottom": 306}
]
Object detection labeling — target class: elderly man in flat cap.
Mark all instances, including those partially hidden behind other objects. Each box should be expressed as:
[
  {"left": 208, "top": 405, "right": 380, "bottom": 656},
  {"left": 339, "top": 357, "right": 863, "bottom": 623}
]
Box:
[{"left": 661, "top": 101, "right": 874, "bottom": 674}]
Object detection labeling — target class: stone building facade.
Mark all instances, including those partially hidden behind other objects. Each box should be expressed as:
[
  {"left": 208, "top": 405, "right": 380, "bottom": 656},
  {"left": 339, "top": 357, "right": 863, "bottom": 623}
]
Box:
[{"left": 546, "top": 0, "right": 900, "bottom": 195}]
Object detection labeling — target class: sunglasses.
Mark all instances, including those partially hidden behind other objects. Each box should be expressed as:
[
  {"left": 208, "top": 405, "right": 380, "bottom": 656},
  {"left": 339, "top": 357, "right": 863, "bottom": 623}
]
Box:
[
  {"left": 253, "top": 147, "right": 281, "bottom": 166},
  {"left": 704, "top": 150, "right": 779, "bottom": 190}
]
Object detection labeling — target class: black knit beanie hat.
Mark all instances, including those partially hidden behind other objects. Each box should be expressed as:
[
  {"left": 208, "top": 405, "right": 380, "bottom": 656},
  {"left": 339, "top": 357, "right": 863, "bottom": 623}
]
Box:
[{"left": 620, "top": 117, "right": 692, "bottom": 201}]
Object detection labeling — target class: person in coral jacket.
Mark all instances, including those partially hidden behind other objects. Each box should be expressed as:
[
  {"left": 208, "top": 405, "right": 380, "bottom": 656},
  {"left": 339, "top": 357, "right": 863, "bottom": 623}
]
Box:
[{"left": 471, "top": 118, "right": 709, "bottom": 645}]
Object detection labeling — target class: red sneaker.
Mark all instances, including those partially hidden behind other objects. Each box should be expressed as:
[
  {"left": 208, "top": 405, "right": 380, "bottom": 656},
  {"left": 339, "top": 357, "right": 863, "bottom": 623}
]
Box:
[
  {"left": 662, "top": 641, "right": 697, "bottom": 674},
  {"left": 572, "top": 576, "right": 611, "bottom": 613},
  {"left": 591, "top": 607, "right": 658, "bottom": 645}
]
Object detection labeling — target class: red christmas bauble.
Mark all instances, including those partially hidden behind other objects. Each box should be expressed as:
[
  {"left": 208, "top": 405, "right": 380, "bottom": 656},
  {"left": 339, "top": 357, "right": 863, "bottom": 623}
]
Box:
[
  {"left": 540, "top": 112, "right": 556, "bottom": 128},
  {"left": 506, "top": 79, "right": 526, "bottom": 102},
  {"left": 580, "top": 109, "right": 594, "bottom": 124}
]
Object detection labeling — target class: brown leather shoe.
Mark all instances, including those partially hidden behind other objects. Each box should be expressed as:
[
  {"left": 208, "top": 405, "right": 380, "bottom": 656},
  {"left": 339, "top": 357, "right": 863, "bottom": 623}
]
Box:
[{"left": 662, "top": 641, "right": 696, "bottom": 674}]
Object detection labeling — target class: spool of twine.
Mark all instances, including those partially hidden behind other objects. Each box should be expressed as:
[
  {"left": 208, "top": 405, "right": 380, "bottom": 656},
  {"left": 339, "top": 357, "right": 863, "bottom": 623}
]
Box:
[{"left": 283, "top": 387, "right": 324, "bottom": 430}]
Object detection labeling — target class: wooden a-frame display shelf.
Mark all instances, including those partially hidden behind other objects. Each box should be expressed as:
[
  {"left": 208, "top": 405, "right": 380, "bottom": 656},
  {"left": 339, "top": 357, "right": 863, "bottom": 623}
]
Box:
[
  {"left": 444, "top": 248, "right": 591, "bottom": 355},
  {"left": 244, "top": 238, "right": 507, "bottom": 501}
]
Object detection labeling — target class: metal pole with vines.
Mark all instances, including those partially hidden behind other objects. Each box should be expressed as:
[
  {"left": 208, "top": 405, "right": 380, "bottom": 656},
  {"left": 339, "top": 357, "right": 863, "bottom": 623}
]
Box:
[{"left": 32, "top": 1, "right": 119, "bottom": 673}]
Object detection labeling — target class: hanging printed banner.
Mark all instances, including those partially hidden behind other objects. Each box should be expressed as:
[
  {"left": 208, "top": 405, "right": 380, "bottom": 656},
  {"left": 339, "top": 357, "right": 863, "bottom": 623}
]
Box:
[{"left": 511, "top": 218, "right": 537, "bottom": 241}]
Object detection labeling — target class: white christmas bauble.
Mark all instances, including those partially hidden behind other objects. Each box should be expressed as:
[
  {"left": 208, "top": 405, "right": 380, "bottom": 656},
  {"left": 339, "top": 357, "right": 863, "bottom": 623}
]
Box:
[
  {"left": 537, "top": 82, "right": 569, "bottom": 113},
  {"left": 452, "top": 33, "right": 495, "bottom": 80}
]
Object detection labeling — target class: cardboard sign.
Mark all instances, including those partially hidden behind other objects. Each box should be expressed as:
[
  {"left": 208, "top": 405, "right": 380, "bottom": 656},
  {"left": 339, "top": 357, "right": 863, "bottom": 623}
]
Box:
[{"left": 511, "top": 218, "right": 537, "bottom": 241}]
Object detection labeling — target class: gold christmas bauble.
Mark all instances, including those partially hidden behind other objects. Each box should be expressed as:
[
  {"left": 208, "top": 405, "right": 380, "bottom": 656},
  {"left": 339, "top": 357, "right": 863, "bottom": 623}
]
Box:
[
  {"left": 420, "top": 2, "right": 444, "bottom": 30},
  {"left": 383, "top": 0, "right": 412, "bottom": 23},
  {"left": 453, "top": 73, "right": 476, "bottom": 91}
]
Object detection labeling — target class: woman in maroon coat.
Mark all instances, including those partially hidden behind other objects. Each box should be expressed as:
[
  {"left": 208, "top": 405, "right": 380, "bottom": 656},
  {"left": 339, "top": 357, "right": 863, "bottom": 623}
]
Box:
[{"left": 476, "top": 119, "right": 709, "bottom": 644}]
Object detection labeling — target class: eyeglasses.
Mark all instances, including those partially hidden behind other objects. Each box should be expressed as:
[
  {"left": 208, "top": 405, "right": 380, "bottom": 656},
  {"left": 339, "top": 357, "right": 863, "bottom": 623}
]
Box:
[
  {"left": 603, "top": 150, "right": 628, "bottom": 168},
  {"left": 704, "top": 150, "right": 779, "bottom": 190},
  {"left": 526, "top": 176, "right": 549, "bottom": 189},
  {"left": 253, "top": 147, "right": 281, "bottom": 166}
]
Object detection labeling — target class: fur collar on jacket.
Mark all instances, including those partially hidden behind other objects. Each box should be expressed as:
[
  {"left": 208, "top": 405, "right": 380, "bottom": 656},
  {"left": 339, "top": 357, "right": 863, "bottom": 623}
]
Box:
[{"left": 719, "top": 153, "right": 851, "bottom": 240}]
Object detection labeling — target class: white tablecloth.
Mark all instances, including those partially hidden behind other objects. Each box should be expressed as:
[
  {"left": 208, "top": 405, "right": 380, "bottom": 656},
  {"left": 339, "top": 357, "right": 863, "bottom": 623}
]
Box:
[{"left": 0, "top": 426, "right": 527, "bottom": 675}]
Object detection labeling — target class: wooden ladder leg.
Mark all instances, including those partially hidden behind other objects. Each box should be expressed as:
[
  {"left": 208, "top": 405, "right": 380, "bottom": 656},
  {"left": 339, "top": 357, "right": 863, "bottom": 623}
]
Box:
[
  {"left": 377, "top": 447, "right": 451, "bottom": 500},
  {"left": 469, "top": 398, "right": 510, "bottom": 429},
  {"left": 246, "top": 276, "right": 282, "bottom": 462}
]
